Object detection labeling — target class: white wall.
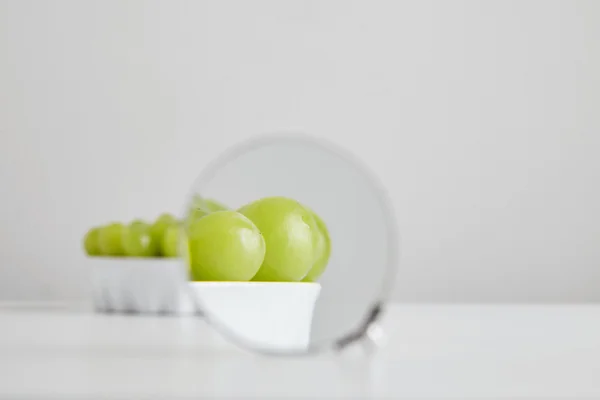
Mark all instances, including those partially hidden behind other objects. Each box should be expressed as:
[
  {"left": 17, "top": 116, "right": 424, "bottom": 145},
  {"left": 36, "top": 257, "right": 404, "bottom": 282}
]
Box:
[{"left": 1, "top": 0, "right": 599, "bottom": 302}]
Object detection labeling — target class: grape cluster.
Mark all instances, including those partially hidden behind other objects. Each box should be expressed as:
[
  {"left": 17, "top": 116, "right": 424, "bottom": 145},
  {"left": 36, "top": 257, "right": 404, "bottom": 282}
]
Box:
[
  {"left": 83, "top": 196, "right": 331, "bottom": 282},
  {"left": 83, "top": 213, "right": 182, "bottom": 258}
]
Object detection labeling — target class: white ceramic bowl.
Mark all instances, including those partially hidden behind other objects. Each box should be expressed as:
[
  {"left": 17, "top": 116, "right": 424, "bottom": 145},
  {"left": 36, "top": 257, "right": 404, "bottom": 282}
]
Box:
[
  {"left": 189, "top": 281, "right": 321, "bottom": 352},
  {"left": 89, "top": 257, "right": 193, "bottom": 314},
  {"left": 89, "top": 258, "right": 322, "bottom": 350}
]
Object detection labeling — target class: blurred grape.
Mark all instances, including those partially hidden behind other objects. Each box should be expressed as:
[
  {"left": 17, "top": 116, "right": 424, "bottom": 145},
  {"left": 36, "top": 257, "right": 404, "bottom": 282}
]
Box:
[
  {"left": 98, "top": 223, "right": 125, "bottom": 256},
  {"left": 122, "top": 220, "right": 159, "bottom": 257},
  {"left": 161, "top": 223, "right": 184, "bottom": 258},
  {"left": 83, "top": 227, "right": 102, "bottom": 256},
  {"left": 150, "top": 213, "right": 176, "bottom": 255}
]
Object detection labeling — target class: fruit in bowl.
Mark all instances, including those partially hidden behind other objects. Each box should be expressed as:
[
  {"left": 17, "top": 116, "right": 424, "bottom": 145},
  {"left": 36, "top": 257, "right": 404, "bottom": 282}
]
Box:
[
  {"left": 150, "top": 213, "right": 177, "bottom": 255},
  {"left": 122, "top": 220, "right": 159, "bottom": 257},
  {"left": 302, "top": 208, "right": 331, "bottom": 282},
  {"left": 187, "top": 196, "right": 229, "bottom": 222},
  {"left": 83, "top": 227, "right": 102, "bottom": 256},
  {"left": 97, "top": 223, "right": 125, "bottom": 256},
  {"left": 238, "top": 197, "right": 319, "bottom": 282},
  {"left": 161, "top": 223, "right": 185, "bottom": 258},
  {"left": 82, "top": 195, "right": 331, "bottom": 283},
  {"left": 188, "top": 211, "right": 266, "bottom": 281},
  {"left": 83, "top": 195, "right": 330, "bottom": 325}
]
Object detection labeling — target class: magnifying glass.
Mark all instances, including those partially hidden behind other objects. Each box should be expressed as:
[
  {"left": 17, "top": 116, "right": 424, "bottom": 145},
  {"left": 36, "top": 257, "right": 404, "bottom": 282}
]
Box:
[{"left": 178, "top": 133, "right": 399, "bottom": 355}]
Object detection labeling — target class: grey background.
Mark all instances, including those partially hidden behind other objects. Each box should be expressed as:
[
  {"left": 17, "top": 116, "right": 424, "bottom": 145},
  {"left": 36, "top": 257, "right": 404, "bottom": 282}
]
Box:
[{"left": 1, "top": 0, "right": 599, "bottom": 303}]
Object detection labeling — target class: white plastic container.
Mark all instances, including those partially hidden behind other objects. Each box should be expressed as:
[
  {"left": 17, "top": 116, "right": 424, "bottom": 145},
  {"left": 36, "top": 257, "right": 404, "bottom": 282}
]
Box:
[{"left": 89, "top": 257, "right": 193, "bottom": 315}]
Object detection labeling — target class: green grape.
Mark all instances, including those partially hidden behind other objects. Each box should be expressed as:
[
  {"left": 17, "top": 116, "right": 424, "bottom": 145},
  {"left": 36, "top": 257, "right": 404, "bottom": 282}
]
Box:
[
  {"left": 190, "top": 194, "right": 229, "bottom": 211},
  {"left": 98, "top": 223, "right": 125, "bottom": 256},
  {"left": 187, "top": 195, "right": 229, "bottom": 222},
  {"left": 188, "top": 208, "right": 208, "bottom": 222},
  {"left": 203, "top": 198, "right": 229, "bottom": 213},
  {"left": 150, "top": 213, "right": 176, "bottom": 255},
  {"left": 130, "top": 219, "right": 147, "bottom": 228},
  {"left": 161, "top": 223, "right": 185, "bottom": 258},
  {"left": 83, "top": 227, "right": 101, "bottom": 256},
  {"left": 238, "top": 196, "right": 317, "bottom": 282},
  {"left": 302, "top": 208, "right": 331, "bottom": 282},
  {"left": 122, "top": 220, "right": 159, "bottom": 257},
  {"left": 188, "top": 211, "right": 265, "bottom": 281},
  {"left": 161, "top": 224, "right": 191, "bottom": 274}
]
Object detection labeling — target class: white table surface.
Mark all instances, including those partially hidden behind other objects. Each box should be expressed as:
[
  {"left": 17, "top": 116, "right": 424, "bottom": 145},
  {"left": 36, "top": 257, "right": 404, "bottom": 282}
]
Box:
[{"left": 0, "top": 303, "right": 598, "bottom": 399}]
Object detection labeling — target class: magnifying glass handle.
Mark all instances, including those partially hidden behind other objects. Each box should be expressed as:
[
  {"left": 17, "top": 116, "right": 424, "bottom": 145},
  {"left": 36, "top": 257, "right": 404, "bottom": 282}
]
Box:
[
  {"left": 363, "top": 322, "right": 387, "bottom": 353},
  {"left": 331, "top": 319, "right": 385, "bottom": 396},
  {"left": 334, "top": 302, "right": 387, "bottom": 354}
]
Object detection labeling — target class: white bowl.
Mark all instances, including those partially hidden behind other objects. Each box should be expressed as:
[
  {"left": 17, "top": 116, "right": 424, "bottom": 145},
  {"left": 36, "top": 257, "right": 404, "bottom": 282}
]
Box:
[
  {"left": 89, "top": 258, "right": 321, "bottom": 350},
  {"left": 189, "top": 281, "right": 321, "bottom": 352},
  {"left": 89, "top": 257, "right": 193, "bottom": 315}
]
